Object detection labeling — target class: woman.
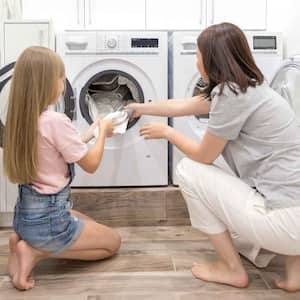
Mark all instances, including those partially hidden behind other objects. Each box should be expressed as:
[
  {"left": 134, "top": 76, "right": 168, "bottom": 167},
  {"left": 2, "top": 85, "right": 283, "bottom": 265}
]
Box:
[{"left": 127, "top": 23, "right": 300, "bottom": 292}]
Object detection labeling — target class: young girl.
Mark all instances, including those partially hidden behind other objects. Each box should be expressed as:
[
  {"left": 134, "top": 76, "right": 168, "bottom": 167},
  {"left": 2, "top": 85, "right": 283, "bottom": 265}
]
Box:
[
  {"left": 3, "top": 47, "right": 121, "bottom": 291},
  {"left": 127, "top": 23, "right": 300, "bottom": 292}
]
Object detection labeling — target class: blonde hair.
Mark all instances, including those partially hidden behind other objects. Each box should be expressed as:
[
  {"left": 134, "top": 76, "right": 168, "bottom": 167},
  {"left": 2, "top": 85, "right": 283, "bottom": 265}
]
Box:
[{"left": 3, "top": 46, "right": 65, "bottom": 184}]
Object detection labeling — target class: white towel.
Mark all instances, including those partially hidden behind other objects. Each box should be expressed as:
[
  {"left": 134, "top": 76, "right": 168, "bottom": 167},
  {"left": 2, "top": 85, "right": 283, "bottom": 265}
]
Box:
[{"left": 93, "top": 110, "right": 130, "bottom": 138}]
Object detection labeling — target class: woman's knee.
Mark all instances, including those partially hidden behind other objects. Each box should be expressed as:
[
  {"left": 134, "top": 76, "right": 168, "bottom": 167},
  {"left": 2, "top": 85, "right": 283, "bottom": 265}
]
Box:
[
  {"left": 176, "top": 158, "right": 191, "bottom": 185},
  {"left": 176, "top": 157, "right": 205, "bottom": 190}
]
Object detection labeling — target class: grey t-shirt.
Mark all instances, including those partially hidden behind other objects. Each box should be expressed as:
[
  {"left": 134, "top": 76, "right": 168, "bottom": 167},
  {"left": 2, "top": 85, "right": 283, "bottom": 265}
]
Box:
[{"left": 208, "top": 81, "right": 300, "bottom": 210}]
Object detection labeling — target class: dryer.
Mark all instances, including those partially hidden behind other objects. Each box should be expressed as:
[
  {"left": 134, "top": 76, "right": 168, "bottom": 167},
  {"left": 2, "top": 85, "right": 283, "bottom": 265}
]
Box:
[
  {"left": 169, "top": 31, "right": 283, "bottom": 185},
  {"left": 56, "top": 31, "right": 168, "bottom": 187}
]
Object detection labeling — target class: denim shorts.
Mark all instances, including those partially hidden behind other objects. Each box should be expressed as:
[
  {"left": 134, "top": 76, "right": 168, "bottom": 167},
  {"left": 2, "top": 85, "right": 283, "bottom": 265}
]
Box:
[{"left": 13, "top": 184, "right": 84, "bottom": 254}]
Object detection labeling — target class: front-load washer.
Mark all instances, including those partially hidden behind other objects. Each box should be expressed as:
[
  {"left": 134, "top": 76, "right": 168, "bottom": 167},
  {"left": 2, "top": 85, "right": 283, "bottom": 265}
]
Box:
[
  {"left": 169, "top": 31, "right": 283, "bottom": 185},
  {"left": 270, "top": 56, "right": 300, "bottom": 126},
  {"left": 56, "top": 31, "right": 168, "bottom": 187}
]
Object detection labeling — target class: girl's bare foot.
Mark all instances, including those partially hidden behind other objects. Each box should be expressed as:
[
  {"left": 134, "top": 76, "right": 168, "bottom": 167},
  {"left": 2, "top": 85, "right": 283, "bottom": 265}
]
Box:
[
  {"left": 12, "top": 240, "right": 43, "bottom": 290},
  {"left": 7, "top": 233, "right": 20, "bottom": 279},
  {"left": 192, "top": 260, "right": 249, "bottom": 288},
  {"left": 275, "top": 256, "right": 300, "bottom": 292}
]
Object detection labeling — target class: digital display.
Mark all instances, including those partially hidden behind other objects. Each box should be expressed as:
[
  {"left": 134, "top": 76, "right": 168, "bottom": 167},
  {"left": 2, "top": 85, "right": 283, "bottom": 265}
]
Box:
[
  {"left": 131, "top": 38, "right": 159, "bottom": 48},
  {"left": 253, "top": 36, "right": 277, "bottom": 50}
]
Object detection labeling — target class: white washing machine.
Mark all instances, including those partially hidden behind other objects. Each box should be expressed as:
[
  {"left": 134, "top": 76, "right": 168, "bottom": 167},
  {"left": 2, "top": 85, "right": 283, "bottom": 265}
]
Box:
[
  {"left": 0, "top": 21, "right": 55, "bottom": 218},
  {"left": 56, "top": 31, "right": 168, "bottom": 187},
  {"left": 170, "top": 31, "right": 283, "bottom": 185},
  {"left": 270, "top": 56, "right": 300, "bottom": 126}
]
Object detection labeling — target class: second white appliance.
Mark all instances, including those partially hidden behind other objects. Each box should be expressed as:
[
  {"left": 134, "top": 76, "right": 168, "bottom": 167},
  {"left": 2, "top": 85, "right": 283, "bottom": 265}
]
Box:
[
  {"left": 170, "top": 31, "right": 283, "bottom": 184},
  {"left": 270, "top": 56, "right": 300, "bottom": 127},
  {"left": 56, "top": 31, "right": 168, "bottom": 187},
  {"left": 0, "top": 20, "right": 55, "bottom": 218}
]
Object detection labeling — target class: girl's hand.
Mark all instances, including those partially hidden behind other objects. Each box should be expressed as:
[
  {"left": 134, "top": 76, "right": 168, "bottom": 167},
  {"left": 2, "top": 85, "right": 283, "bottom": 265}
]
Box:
[
  {"left": 125, "top": 103, "right": 143, "bottom": 118},
  {"left": 140, "top": 123, "right": 171, "bottom": 139},
  {"left": 98, "top": 118, "right": 114, "bottom": 138}
]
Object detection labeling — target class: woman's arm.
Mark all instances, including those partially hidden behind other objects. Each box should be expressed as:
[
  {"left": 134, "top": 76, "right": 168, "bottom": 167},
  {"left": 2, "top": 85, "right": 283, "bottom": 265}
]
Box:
[
  {"left": 140, "top": 123, "right": 227, "bottom": 164},
  {"left": 127, "top": 95, "right": 211, "bottom": 118},
  {"left": 77, "top": 119, "right": 113, "bottom": 173}
]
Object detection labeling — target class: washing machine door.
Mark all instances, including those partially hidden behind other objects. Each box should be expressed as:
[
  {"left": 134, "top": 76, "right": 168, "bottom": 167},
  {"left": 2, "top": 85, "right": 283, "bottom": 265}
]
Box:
[
  {"left": 270, "top": 57, "right": 300, "bottom": 126},
  {"left": 0, "top": 62, "right": 75, "bottom": 147},
  {"left": 185, "top": 73, "right": 209, "bottom": 138},
  {"left": 0, "top": 62, "right": 14, "bottom": 147},
  {"left": 79, "top": 69, "right": 144, "bottom": 130}
]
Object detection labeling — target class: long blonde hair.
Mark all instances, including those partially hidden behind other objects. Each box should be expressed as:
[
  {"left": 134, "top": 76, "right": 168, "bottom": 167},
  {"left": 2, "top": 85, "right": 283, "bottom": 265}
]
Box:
[{"left": 3, "top": 46, "right": 65, "bottom": 184}]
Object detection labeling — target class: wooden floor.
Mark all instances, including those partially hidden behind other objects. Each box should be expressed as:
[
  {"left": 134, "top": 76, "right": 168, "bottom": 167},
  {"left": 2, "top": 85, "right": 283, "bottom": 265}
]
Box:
[{"left": 0, "top": 226, "right": 299, "bottom": 300}]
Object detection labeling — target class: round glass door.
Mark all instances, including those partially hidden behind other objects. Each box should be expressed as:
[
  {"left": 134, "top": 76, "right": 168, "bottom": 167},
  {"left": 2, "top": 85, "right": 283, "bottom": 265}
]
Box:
[
  {"left": 79, "top": 70, "right": 144, "bottom": 130},
  {"left": 185, "top": 74, "right": 209, "bottom": 139},
  {"left": 0, "top": 62, "right": 15, "bottom": 147},
  {"left": 192, "top": 77, "right": 209, "bottom": 120},
  {"left": 271, "top": 60, "right": 300, "bottom": 126}
]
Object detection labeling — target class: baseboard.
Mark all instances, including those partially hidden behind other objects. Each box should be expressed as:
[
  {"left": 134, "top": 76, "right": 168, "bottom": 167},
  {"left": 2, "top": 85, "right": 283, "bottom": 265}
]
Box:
[
  {"left": 0, "top": 186, "right": 191, "bottom": 228},
  {"left": 71, "top": 186, "right": 190, "bottom": 227},
  {"left": 0, "top": 212, "right": 13, "bottom": 228}
]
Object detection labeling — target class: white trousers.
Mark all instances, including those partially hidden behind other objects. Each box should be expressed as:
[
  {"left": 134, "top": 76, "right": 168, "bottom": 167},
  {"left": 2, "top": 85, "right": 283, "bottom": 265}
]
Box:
[{"left": 176, "top": 158, "right": 300, "bottom": 267}]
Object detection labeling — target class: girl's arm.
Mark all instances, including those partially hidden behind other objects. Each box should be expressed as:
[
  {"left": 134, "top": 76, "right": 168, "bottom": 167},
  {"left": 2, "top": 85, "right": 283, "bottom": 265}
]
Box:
[
  {"left": 81, "top": 120, "right": 98, "bottom": 144},
  {"left": 140, "top": 124, "right": 227, "bottom": 164},
  {"left": 77, "top": 119, "right": 113, "bottom": 173},
  {"left": 127, "top": 95, "right": 211, "bottom": 118}
]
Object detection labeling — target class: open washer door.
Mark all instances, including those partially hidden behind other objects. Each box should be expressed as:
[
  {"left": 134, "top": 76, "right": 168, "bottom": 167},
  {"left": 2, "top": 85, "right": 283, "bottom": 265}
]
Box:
[
  {"left": 0, "top": 62, "right": 75, "bottom": 147},
  {"left": 270, "top": 57, "right": 300, "bottom": 126},
  {"left": 184, "top": 73, "right": 210, "bottom": 138}
]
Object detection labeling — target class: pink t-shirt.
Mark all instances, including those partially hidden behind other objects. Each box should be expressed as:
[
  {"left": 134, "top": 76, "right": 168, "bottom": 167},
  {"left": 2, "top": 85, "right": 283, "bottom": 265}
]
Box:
[{"left": 31, "top": 110, "right": 88, "bottom": 194}]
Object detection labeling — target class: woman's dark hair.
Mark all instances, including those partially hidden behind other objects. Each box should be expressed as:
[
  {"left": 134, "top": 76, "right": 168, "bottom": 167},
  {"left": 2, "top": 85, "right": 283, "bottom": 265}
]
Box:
[{"left": 197, "top": 22, "right": 264, "bottom": 97}]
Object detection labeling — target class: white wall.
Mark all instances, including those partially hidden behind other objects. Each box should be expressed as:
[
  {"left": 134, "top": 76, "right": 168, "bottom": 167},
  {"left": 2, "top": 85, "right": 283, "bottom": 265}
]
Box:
[{"left": 267, "top": 0, "right": 300, "bottom": 58}]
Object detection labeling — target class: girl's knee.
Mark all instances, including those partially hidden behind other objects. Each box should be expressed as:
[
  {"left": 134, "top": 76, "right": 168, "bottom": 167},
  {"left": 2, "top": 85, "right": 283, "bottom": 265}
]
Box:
[
  {"left": 112, "top": 230, "right": 121, "bottom": 254},
  {"left": 106, "top": 229, "right": 121, "bottom": 255}
]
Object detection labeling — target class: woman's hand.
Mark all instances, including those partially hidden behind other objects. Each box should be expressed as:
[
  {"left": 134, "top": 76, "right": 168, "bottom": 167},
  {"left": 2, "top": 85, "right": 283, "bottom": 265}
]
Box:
[
  {"left": 98, "top": 118, "right": 114, "bottom": 138},
  {"left": 140, "top": 123, "right": 172, "bottom": 139},
  {"left": 125, "top": 103, "right": 143, "bottom": 118}
]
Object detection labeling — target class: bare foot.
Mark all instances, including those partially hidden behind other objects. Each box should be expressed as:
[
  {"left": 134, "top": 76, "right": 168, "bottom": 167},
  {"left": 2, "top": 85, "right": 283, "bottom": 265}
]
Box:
[
  {"left": 7, "top": 233, "right": 20, "bottom": 279},
  {"left": 275, "top": 256, "right": 300, "bottom": 292},
  {"left": 192, "top": 261, "right": 249, "bottom": 288},
  {"left": 12, "top": 240, "right": 43, "bottom": 291}
]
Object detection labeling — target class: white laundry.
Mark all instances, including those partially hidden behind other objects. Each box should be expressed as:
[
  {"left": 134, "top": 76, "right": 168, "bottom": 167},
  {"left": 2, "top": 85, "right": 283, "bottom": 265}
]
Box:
[{"left": 93, "top": 110, "right": 131, "bottom": 138}]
